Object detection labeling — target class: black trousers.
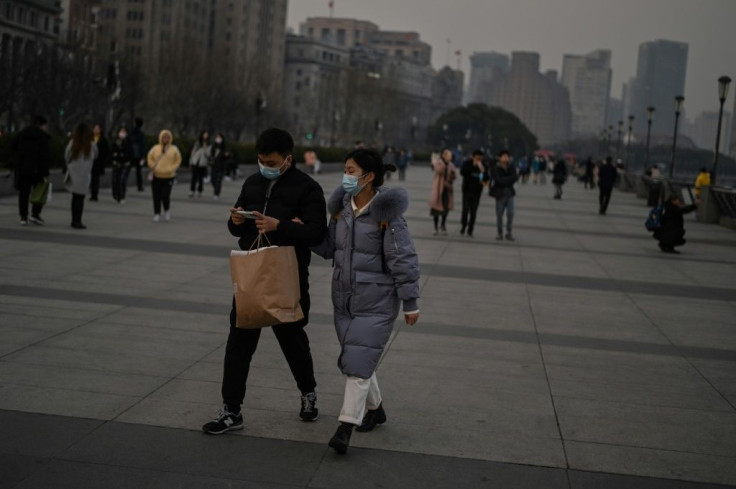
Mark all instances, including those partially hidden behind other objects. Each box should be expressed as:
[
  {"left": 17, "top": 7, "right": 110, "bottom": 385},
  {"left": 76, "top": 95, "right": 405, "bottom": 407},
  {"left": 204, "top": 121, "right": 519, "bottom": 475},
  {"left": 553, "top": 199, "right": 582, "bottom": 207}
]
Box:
[
  {"left": 599, "top": 186, "right": 613, "bottom": 214},
  {"left": 90, "top": 171, "right": 102, "bottom": 199},
  {"left": 460, "top": 189, "right": 482, "bottom": 235},
  {"left": 71, "top": 193, "right": 85, "bottom": 225},
  {"left": 151, "top": 177, "right": 174, "bottom": 214},
  {"left": 134, "top": 162, "right": 145, "bottom": 190},
  {"left": 222, "top": 296, "right": 316, "bottom": 411},
  {"left": 190, "top": 166, "right": 207, "bottom": 193},
  {"left": 112, "top": 164, "right": 131, "bottom": 201},
  {"left": 211, "top": 163, "right": 225, "bottom": 196},
  {"left": 17, "top": 174, "right": 44, "bottom": 220}
]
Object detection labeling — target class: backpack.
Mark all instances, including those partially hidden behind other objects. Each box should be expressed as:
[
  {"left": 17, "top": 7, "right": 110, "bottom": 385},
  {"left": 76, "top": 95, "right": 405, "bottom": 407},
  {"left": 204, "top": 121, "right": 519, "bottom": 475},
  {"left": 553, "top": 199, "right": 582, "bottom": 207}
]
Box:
[{"left": 645, "top": 206, "right": 662, "bottom": 231}]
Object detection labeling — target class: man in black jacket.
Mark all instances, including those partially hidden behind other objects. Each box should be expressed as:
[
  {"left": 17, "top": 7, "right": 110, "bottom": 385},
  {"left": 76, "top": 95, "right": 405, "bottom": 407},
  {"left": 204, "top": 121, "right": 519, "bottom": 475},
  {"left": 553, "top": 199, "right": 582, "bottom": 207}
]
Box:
[
  {"left": 129, "top": 117, "right": 146, "bottom": 191},
  {"left": 460, "top": 149, "right": 487, "bottom": 237},
  {"left": 203, "top": 128, "right": 327, "bottom": 435},
  {"left": 490, "top": 150, "right": 518, "bottom": 241},
  {"left": 598, "top": 156, "right": 618, "bottom": 215},
  {"left": 13, "top": 116, "right": 51, "bottom": 225}
]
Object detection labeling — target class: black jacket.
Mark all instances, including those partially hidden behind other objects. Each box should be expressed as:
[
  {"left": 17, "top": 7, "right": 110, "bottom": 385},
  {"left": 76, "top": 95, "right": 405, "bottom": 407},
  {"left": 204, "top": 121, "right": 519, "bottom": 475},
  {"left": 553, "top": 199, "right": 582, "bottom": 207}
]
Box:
[
  {"left": 228, "top": 165, "right": 327, "bottom": 298},
  {"left": 129, "top": 126, "right": 146, "bottom": 162},
  {"left": 13, "top": 125, "right": 51, "bottom": 178},
  {"left": 93, "top": 136, "right": 111, "bottom": 175},
  {"left": 654, "top": 201, "right": 696, "bottom": 246},
  {"left": 552, "top": 161, "right": 567, "bottom": 184},
  {"left": 460, "top": 158, "right": 487, "bottom": 193},
  {"left": 112, "top": 137, "right": 134, "bottom": 166},
  {"left": 598, "top": 163, "right": 617, "bottom": 189},
  {"left": 490, "top": 164, "right": 518, "bottom": 198}
]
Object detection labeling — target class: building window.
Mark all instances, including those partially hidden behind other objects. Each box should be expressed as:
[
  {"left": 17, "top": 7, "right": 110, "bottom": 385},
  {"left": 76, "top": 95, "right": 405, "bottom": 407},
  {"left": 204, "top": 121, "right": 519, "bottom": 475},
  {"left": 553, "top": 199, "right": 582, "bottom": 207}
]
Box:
[
  {"left": 321, "top": 28, "right": 329, "bottom": 41},
  {"left": 355, "top": 30, "right": 360, "bottom": 44},
  {"left": 294, "top": 96, "right": 300, "bottom": 107},
  {"left": 396, "top": 49, "right": 403, "bottom": 57},
  {"left": 337, "top": 29, "right": 346, "bottom": 46},
  {"left": 308, "top": 27, "right": 313, "bottom": 37}
]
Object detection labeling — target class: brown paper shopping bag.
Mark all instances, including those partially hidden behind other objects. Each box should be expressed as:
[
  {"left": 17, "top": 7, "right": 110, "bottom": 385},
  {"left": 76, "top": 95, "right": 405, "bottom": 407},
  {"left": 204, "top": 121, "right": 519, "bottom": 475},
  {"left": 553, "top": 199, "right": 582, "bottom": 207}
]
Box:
[{"left": 230, "top": 237, "right": 304, "bottom": 329}]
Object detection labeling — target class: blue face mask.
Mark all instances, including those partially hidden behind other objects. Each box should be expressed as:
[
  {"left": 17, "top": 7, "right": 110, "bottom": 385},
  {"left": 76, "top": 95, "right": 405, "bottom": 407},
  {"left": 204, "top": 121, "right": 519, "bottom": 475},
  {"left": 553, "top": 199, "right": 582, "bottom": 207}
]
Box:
[
  {"left": 342, "top": 174, "right": 366, "bottom": 196},
  {"left": 258, "top": 159, "right": 288, "bottom": 180}
]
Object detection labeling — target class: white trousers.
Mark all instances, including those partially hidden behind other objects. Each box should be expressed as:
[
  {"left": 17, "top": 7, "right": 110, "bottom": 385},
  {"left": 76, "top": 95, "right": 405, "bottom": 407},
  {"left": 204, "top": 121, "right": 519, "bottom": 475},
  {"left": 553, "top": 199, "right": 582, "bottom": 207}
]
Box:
[{"left": 338, "top": 372, "right": 382, "bottom": 425}]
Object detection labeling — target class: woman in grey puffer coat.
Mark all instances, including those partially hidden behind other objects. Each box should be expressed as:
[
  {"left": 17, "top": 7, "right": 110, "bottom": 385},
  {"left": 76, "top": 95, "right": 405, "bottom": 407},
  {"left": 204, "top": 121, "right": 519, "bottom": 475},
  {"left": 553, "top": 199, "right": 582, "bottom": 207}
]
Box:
[{"left": 313, "top": 149, "right": 420, "bottom": 455}]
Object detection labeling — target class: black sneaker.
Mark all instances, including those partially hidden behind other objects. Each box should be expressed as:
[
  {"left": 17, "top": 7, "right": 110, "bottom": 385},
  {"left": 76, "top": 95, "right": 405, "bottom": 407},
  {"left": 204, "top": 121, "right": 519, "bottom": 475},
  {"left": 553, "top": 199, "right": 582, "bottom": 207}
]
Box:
[
  {"left": 356, "top": 403, "right": 386, "bottom": 432},
  {"left": 505, "top": 233, "right": 515, "bottom": 241},
  {"left": 300, "top": 392, "right": 319, "bottom": 421},
  {"left": 328, "top": 422, "right": 354, "bottom": 454},
  {"left": 202, "top": 405, "right": 243, "bottom": 435},
  {"left": 29, "top": 216, "right": 45, "bottom": 225}
]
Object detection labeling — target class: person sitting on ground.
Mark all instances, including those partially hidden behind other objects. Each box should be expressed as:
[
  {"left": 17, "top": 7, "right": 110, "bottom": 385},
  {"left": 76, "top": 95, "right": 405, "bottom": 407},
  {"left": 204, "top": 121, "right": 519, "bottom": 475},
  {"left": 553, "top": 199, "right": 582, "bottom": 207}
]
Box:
[{"left": 654, "top": 194, "right": 698, "bottom": 254}]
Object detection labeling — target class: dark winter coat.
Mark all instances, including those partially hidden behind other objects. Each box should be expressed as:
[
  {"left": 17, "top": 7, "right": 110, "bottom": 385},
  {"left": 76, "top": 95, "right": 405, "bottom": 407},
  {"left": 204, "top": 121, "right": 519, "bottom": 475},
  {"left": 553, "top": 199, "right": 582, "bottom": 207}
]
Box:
[
  {"left": 93, "top": 136, "right": 111, "bottom": 175},
  {"left": 12, "top": 125, "right": 51, "bottom": 179},
  {"left": 653, "top": 201, "right": 697, "bottom": 247},
  {"left": 228, "top": 165, "right": 327, "bottom": 306},
  {"left": 129, "top": 126, "right": 146, "bottom": 162},
  {"left": 112, "top": 137, "right": 135, "bottom": 167},
  {"left": 461, "top": 158, "right": 487, "bottom": 194},
  {"left": 314, "top": 186, "right": 420, "bottom": 379},
  {"left": 598, "top": 163, "right": 617, "bottom": 189},
  {"left": 552, "top": 161, "right": 567, "bottom": 184},
  {"left": 490, "top": 164, "right": 518, "bottom": 198}
]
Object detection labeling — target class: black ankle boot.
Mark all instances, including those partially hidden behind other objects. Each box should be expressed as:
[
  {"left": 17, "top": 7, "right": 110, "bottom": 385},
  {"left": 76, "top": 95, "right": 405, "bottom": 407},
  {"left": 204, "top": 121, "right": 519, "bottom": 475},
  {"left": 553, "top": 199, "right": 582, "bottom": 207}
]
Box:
[
  {"left": 356, "top": 403, "right": 387, "bottom": 432},
  {"left": 328, "top": 422, "right": 354, "bottom": 454}
]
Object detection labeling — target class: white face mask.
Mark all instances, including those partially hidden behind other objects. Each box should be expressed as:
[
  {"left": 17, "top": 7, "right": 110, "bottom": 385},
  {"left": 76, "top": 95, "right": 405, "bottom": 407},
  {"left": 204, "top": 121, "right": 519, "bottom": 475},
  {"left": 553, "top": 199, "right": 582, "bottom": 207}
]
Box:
[
  {"left": 118, "top": 132, "right": 126, "bottom": 139},
  {"left": 215, "top": 137, "right": 223, "bottom": 144}
]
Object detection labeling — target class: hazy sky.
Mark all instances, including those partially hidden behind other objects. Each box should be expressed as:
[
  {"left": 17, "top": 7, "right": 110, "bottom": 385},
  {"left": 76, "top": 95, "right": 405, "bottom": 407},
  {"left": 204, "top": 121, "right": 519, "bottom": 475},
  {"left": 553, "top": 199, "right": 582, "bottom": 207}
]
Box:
[{"left": 287, "top": 0, "right": 736, "bottom": 118}]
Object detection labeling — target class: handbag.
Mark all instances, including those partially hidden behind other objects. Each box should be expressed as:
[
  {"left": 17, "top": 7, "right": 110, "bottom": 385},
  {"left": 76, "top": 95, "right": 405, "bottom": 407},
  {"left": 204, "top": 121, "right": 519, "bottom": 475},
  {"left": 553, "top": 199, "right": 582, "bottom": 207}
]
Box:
[
  {"left": 29, "top": 180, "right": 51, "bottom": 205},
  {"left": 230, "top": 234, "right": 304, "bottom": 329}
]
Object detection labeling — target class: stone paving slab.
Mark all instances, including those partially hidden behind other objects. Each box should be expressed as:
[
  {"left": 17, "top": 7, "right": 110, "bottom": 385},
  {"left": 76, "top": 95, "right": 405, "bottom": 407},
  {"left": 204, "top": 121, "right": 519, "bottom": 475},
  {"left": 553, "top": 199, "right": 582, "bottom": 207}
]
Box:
[{"left": 1, "top": 169, "right": 735, "bottom": 487}]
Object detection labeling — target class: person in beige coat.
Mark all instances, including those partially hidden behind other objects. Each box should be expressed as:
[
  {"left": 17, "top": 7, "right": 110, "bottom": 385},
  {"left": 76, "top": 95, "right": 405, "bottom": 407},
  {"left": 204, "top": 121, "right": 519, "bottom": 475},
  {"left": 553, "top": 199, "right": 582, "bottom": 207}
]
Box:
[
  {"left": 147, "top": 129, "right": 182, "bottom": 222},
  {"left": 428, "top": 148, "right": 456, "bottom": 235}
]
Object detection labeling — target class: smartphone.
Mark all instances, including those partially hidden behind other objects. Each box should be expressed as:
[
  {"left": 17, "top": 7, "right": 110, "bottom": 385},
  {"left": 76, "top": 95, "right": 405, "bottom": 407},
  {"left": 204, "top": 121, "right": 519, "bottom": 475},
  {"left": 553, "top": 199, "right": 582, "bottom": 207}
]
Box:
[{"left": 235, "top": 210, "right": 258, "bottom": 219}]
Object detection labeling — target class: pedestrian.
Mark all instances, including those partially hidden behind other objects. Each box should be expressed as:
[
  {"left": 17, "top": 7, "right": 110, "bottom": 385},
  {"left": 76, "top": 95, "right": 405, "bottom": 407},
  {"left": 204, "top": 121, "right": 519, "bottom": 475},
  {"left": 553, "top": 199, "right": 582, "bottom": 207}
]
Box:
[
  {"left": 429, "top": 148, "right": 456, "bottom": 236},
  {"left": 382, "top": 146, "right": 396, "bottom": 180},
  {"left": 694, "top": 167, "right": 711, "bottom": 199},
  {"left": 598, "top": 156, "right": 617, "bottom": 215},
  {"left": 552, "top": 159, "right": 567, "bottom": 199},
  {"left": 583, "top": 156, "right": 595, "bottom": 189},
  {"left": 531, "top": 156, "right": 542, "bottom": 184},
  {"left": 111, "top": 126, "right": 134, "bottom": 204},
  {"left": 147, "top": 130, "right": 182, "bottom": 222},
  {"left": 13, "top": 115, "right": 50, "bottom": 225},
  {"left": 490, "top": 150, "right": 518, "bottom": 241},
  {"left": 654, "top": 194, "right": 698, "bottom": 254},
  {"left": 460, "top": 149, "right": 487, "bottom": 237},
  {"left": 304, "top": 148, "right": 322, "bottom": 175},
  {"left": 64, "top": 123, "right": 98, "bottom": 229},
  {"left": 210, "top": 133, "right": 231, "bottom": 200},
  {"left": 90, "top": 123, "right": 111, "bottom": 202},
  {"left": 396, "top": 148, "right": 409, "bottom": 181},
  {"left": 189, "top": 130, "right": 211, "bottom": 198},
  {"left": 518, "top": 156, "right": 530, "bottom": 184},
  {"left": 130, "top": 117, "right": 147, "bottom": 191},
  {"left": 312, "top": 148, "right": 420, "bottom": 454},
  {"left": 201, "top": 128, "right": 327, "bottom": 435}
]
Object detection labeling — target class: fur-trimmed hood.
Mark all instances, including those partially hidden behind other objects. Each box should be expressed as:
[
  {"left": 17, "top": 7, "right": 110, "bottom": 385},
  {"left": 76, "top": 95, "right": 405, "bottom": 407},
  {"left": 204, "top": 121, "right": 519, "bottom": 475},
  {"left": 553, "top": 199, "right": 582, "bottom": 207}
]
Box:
[{"left": 327, "top": 186, "right": 409, "bottom": 223}]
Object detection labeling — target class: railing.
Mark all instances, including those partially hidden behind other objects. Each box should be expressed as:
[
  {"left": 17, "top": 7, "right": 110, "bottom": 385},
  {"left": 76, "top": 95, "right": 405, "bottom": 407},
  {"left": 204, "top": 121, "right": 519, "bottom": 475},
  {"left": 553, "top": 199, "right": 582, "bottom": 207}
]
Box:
[{"left": 711, "top": 187, "right": 736, "bottom": 219}]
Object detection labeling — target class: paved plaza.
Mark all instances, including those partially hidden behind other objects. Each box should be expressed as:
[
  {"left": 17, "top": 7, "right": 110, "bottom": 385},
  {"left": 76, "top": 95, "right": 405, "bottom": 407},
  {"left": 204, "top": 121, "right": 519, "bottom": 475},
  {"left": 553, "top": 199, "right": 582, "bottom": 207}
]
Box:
[{"left": 1, "top": 165, "right": 735, "bottom": 488}]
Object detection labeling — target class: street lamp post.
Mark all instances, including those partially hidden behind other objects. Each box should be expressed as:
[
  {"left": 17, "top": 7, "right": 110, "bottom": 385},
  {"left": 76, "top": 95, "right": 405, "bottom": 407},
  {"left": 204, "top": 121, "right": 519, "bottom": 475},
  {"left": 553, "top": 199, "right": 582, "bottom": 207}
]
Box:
[
  {"left": 626, "top": 115, "right": 634, "bottom": 169},
  {"left": 712, "top": 76, "right": 732, "bottom": 185},
  {"left": 669, "top": 95, "right": 685, "bottom": 179},
  {"left": 607, "top": 125, "right": 613, "bottom": 153},
  {"left": 645, "top": 106, "right": 655, "bottom": 169},
  {"left": 616, "top": 120, "right": 623, "bottom": 157}
]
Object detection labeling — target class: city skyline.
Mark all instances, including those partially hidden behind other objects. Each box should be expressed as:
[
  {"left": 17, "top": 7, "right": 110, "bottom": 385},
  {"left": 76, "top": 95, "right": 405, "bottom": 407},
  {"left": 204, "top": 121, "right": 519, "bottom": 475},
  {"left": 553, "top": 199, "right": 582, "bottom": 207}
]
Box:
[{"left": 287, "top": 0, "right": 736, "bottom": 118}]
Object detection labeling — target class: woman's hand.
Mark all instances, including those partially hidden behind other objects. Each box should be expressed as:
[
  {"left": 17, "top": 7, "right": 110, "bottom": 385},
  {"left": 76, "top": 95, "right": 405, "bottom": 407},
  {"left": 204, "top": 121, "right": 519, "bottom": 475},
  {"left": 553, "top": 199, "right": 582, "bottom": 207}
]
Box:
[
  {"left": 230, "top": 207, "right": 245, "bottom": 225},
  {"left": 405, "top": 313, "right": 419, "bottom": 326},
  {"left": 252, "top": 211, "right": 280, "bottom": 234}
]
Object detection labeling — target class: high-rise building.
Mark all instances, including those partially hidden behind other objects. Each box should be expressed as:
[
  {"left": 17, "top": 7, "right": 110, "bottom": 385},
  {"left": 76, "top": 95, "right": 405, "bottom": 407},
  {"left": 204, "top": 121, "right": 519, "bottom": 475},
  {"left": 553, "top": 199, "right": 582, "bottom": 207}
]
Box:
[
  {"left": 1, "top": 0, "right": 61, "bottom": 65},
  {"left": 431, "top": 66, "right": 464, "bottom": 120},
  {"left": 58, "top": 0, "right": 101, "bottom": 51},
  {"left": 489, "top": 52, "right": 572, "bottom": 146},
  {"left": 467, "top": 51, "right": 509, "bottom": 105},
  {"left": 625, "top": 39, "right": 688, "bottom": 136},
  {"left": 299, "top": 17, "right": 378, "bottom": 48},
  {"left": 561, "top": 50, "right": 611, "bottom": 137},
  {"left": 730, "top": 93, "right": 736, "bottom": 159},
  {"left": 687, "top": 110, "right": 731, "bottom": 152}
]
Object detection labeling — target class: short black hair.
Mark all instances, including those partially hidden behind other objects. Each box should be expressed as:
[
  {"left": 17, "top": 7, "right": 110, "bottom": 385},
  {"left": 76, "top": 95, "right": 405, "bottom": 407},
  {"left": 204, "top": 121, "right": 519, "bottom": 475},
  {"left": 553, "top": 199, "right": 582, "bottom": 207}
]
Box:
[
  {"left": 345, "top": 148, "right": 394, "bottom": 187},
  {"left": 134, "top": 117, "right": 144, "bottom": 128},
  {"left": 700, "top": 167, "right": 708, "bottom": 173},
  {"left": 472, "top": 149, "right": 484, "bottom": 157},
  {"left": 33, "top": 115, "right": 47, "bottom": 126},
  {"left": 256, "top": 128, "right": 294, "bottom": 157},
  {"left": 497, "top": 149, "right": 509, "bottom": 158}
]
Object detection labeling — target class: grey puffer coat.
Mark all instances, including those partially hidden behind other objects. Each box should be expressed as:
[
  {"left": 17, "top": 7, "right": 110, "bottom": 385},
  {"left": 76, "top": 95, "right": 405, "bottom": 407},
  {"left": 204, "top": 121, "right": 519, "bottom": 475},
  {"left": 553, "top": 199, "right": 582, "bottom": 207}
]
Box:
[{"left": 314, "top": 186, "right": 420, "bottom": 379}]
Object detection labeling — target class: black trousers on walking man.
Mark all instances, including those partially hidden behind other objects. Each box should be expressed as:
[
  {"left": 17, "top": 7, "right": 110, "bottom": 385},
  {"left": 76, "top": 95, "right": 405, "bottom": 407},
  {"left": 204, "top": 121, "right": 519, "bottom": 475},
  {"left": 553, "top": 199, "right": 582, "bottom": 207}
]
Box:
[
  {"left": 460, "top": 189, "right": 482, "bottom": 236},
  {"left": 599, "top": 185, "right": 613, "bottom": 214}
]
